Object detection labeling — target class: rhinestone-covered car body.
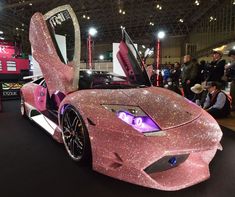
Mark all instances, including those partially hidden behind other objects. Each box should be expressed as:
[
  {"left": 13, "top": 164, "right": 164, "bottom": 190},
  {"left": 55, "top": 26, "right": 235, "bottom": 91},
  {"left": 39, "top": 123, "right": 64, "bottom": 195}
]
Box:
[{"left": 20, "top": 4, "right": 223, "bottom": 191}]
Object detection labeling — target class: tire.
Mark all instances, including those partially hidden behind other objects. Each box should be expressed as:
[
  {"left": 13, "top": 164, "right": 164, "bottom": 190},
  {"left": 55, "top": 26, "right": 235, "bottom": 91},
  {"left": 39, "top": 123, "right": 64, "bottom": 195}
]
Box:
[
  {"left": 61, "top": 106, "right": 91, "bottom": 164},
  {"left": 20, "top": 95, "right": 26, "bottom": 117}
]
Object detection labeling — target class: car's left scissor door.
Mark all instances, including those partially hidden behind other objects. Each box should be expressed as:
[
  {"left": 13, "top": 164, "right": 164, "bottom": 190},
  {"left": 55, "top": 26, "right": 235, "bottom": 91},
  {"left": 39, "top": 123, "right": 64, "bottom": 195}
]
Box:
[{"left": 29, "top": 5, "right": 81, "bottom": 97}]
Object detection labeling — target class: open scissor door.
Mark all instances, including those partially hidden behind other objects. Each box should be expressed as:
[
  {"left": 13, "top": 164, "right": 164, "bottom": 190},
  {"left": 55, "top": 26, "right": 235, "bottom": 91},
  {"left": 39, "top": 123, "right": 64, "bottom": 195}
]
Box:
[
  {"left": 116, "top": 29, "right": 151, "bottom": 87},
  {"left": 29, "top": 4, "right": 81, "bottom": 96}
]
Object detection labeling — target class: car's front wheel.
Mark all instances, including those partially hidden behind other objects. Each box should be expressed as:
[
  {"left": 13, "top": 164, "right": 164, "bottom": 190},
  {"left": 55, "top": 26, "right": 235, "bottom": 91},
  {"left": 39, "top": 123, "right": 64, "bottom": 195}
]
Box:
[{"left": 61, "top": 106, "right": 91, "bottom": 164}]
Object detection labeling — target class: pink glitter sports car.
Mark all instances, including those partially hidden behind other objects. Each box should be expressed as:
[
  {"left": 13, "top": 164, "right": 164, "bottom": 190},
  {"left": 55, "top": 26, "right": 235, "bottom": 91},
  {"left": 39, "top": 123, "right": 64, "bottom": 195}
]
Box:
[{"left": 20, "top": 5, "right": 223, "bottom": 191}]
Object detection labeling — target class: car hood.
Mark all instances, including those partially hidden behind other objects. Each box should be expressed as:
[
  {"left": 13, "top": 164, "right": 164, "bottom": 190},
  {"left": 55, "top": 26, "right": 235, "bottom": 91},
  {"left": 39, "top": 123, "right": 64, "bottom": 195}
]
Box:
[{"left": 64, "top": 86, "right": 202, "bottom": 130}]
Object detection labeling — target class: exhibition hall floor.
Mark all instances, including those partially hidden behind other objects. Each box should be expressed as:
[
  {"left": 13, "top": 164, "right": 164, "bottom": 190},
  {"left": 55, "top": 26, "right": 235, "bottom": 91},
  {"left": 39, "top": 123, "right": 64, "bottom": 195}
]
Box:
[{"left": 0, "top": 100, "right": 235, "bottom": 197}]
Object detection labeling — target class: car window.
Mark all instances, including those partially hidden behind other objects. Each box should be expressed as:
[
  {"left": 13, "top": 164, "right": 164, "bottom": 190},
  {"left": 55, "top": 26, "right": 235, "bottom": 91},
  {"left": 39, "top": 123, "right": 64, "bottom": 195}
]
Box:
[
  {"left": 41, "top": 80, "right": 47, "bottom": 88},
  {"left": 33, "top": 78, "right": 44, "bottom": 85},
  {"left": 78, "top": 70, "right": 142, "bottom": 90}
]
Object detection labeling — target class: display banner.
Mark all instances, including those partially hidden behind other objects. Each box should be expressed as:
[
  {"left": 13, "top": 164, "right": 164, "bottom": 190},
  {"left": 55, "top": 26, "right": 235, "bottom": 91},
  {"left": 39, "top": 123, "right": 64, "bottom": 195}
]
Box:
[
  {"left": 0, "top": 41, "right": 15, "bottom": 59},
  {"left": 1, "top": 82, "right": 24, "bottom": 99}
]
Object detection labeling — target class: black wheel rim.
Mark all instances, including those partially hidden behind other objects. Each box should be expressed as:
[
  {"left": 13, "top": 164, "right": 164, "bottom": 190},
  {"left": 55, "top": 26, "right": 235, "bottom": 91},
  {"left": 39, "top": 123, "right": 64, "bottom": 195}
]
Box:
[{"left": 62, "top": 107, "right": 85, "bottom": 161}]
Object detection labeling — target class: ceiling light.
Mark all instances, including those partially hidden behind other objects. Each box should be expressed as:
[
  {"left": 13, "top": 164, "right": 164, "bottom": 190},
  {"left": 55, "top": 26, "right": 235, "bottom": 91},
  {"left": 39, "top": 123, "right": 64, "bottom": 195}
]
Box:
[
  {"left": 99, "top": 55, "right": 104, "bottom": 60},
  {"left": 195, "top": 0, "right": 200, "bottom": 6},
  {"left": 233, "top": 0, "right": 235, "bottom": 5},
  {"left": 83, "top": 15, "right": 86, "bottom": 18},
  {"left": 0, "top": 31, "right": 3, "bottom": 34},
  {"left": 157, "top": 31, "right": 166, "bottom": 39},
  {"left": 87, "top": 16, "right": 90, "bottom": 20},
  {"left": 119, "top": 9, "right": 126, "bottom": 15},
  {"left": 179, "top": 19, "right": 184, "bottom": 23},
  {"left": 120, "top": 25, "right": 125, "bottom": 29},
  {"left": 233, "top": 46, "right": 235, "bottom": 50},
  {"left": 29, "top": 3, "right": 32, "bottom": 6},
  {"left": 142, "top": 45, "right": 146, "bottom": 49},
  {"left": 149, "top": 22, "right": 154, "bottom": 26},
  {"left": 88, "top": 27, "right": 97, "bottom": 36},
  {"left": 209, "top": 16, "right": 216, "bottom": 22},
  {"left": 16, "top": 27, "right": 19, "bottom": 30},
  {"left": 156, "top": 4, "right": 162, "bottom": 10}
]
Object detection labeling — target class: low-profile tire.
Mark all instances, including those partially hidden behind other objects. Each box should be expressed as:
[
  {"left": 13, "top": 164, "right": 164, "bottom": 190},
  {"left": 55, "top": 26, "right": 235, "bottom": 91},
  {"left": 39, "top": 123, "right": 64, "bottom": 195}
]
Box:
[
  {"left": 20, "top": 95, "right": 26, "bottom": 117},
  {"left": 61, "top": 106, "right": 91, "bottom": 164}
]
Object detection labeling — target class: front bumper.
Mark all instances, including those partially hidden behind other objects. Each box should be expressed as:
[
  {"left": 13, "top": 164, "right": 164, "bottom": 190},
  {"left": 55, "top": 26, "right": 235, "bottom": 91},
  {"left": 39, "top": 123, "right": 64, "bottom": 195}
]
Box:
[{"left": 88, "top": 110, "right": 222, "bottom": 191}]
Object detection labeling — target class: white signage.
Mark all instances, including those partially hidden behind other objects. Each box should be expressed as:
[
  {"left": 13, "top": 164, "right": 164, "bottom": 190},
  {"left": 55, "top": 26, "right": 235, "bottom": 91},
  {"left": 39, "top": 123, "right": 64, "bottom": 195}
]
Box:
[{"left": 49, "top": 11, "right": 71, "bottom": 28}]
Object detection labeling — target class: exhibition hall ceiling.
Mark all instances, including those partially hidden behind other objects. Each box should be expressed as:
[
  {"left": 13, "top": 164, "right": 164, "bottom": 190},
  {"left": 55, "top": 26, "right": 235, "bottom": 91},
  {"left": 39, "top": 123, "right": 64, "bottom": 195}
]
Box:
[{"left": 0, "top": 0, "right": 227, "bottom": 48}]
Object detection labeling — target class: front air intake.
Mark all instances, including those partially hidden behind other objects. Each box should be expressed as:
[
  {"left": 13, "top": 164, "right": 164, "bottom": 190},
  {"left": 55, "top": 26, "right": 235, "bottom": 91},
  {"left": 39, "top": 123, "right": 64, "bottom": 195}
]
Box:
[{"left": 144, "top": 154, "right": 189, "bottom": 174}]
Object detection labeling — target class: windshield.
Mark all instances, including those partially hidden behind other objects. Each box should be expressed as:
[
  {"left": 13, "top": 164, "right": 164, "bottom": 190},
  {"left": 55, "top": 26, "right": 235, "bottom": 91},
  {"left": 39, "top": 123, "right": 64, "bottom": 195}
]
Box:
[{"left": 79, "top": 70, "right": 146, "bottom": 90}]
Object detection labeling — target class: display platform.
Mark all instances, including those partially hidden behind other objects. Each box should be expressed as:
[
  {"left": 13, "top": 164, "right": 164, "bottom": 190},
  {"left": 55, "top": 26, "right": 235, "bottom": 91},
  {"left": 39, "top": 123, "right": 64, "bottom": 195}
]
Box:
[{"left": 0, "top": 100, "right": 235, "bottom": 197}]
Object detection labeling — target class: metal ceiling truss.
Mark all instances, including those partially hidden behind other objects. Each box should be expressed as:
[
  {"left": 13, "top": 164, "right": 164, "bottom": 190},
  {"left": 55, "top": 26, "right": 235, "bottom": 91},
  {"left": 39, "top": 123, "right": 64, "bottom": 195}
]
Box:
[{"left": 0, "top": 0, "right": 227, "bottom": 53}]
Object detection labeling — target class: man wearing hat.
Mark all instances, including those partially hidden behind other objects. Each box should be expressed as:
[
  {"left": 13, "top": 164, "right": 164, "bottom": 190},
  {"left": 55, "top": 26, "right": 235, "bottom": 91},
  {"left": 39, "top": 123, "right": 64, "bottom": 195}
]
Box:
[
  {"left": 206, "top": 50, "right": 226, "bottom": 84},
  {"left": 225, "top": 49, "right": 235, "bottom": 111},
  {"left": 203, "top": 81, "right": 231, "bottom": 118},
  {"left": 190, "top": 83, "right": 207, "bottom": 106}
]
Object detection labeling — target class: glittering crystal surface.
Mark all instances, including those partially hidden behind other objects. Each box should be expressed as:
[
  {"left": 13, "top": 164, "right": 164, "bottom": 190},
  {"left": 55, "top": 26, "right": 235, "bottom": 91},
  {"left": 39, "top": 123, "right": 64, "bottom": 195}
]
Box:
[
  {"left": 29, "top": 12, "right": 77, "bottom": 96},
  {"left": 25, "top": 5, "right": 223, "bottom": 191},
  {"left": 59, "top": 86, "right": 223, "bottom": 191}
]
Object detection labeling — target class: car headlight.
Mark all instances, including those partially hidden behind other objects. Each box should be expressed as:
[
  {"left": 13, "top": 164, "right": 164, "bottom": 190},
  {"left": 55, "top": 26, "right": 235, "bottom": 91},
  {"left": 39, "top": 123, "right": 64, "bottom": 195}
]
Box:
[{"left": 102, "top": 105, "right": 161, "bottom": 133}]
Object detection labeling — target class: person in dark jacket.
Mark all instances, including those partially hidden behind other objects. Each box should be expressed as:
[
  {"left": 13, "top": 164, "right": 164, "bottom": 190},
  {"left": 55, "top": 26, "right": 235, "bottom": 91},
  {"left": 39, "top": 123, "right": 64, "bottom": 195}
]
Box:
[
  {"left": 203, "top": 81, "right": 231, "bottom": 118},
  {"left": 225, "top": 49, "right": 235, "bottom": 111},
  {"left": 198, "top": 60, "right": 208, "bottom": 83},
  {"left": 181, "top": 55, "right": 198, "bottom": 100},
  {"left": 207, "top": 51, "right": 226, "bottom": 85},
  {"left": 170, "top": 62, "right": 181, "bottom": 86}
]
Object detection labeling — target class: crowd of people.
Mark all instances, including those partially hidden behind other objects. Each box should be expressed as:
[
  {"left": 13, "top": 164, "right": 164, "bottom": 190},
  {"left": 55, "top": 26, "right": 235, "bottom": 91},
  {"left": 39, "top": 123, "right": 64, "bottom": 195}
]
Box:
[{"left": 148, "top": 49, "right": 235, "bottom": 119}]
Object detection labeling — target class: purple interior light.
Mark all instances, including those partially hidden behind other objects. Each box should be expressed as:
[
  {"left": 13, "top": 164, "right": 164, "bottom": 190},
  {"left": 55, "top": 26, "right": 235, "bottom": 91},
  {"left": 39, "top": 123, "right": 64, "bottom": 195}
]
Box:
[
  {"left": 118, "top": 112, "right": 127, "bottom": 120},
  {"left": 117, "top": 111, "right": 133, "bottom": 125},
  {"left": 117, "top": 111, "right": 161, "bottom": 133},
  {"left": 133, "top": 117, "right": 143, "bottom": 127}
]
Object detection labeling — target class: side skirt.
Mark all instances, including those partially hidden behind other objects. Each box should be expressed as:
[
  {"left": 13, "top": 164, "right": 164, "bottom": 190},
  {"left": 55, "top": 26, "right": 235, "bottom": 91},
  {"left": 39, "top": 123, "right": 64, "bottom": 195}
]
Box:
[{"left": 25, "top": 102, "right": 59, "bottom": 136}]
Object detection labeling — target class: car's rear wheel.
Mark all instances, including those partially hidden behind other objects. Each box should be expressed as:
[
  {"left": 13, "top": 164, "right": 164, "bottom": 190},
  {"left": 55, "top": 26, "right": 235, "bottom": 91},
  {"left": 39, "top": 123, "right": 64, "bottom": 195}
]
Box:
[
  {"left": 20, "top": 95, "right": 26, "bottom": 117},
  {"left": 62, "top": 106, "right": 91, "bottom": 164}
]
